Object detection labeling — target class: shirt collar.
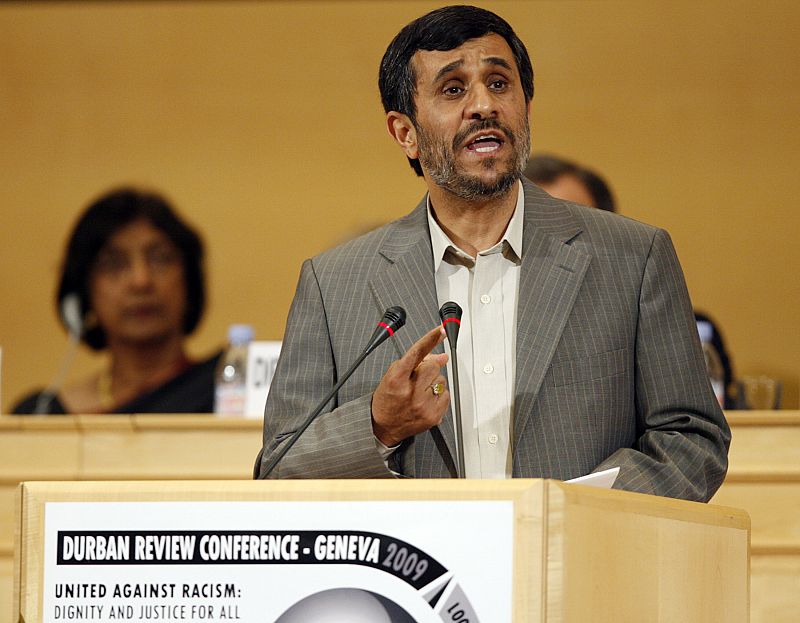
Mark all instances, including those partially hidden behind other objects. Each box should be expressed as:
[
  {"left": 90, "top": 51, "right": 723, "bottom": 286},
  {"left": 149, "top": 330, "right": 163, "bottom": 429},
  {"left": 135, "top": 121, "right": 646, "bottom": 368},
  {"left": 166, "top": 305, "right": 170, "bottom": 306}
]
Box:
[{"left": 427, "top": 181, "right": 525, "bottom": 271}]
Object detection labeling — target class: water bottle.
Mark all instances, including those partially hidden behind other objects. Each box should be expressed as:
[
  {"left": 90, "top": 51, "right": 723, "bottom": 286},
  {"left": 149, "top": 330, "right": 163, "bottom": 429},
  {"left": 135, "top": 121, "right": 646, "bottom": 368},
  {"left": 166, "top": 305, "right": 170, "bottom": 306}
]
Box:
[
  {"left": 697, "top": 320, "right": 725, "bottom": 407},
  {"left": 214, "top": 324, "right": 254, "bottom": 416}
]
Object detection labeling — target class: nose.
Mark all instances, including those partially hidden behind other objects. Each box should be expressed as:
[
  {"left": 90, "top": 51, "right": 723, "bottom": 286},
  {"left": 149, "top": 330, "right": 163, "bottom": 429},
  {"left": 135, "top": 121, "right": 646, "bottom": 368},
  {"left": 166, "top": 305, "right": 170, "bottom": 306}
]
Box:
[
  {"left": 464, "top": 84, "right": 497, "bottom": 120},
  {"left": 128, "top": 255, "right": 154, "bottom": 289}
]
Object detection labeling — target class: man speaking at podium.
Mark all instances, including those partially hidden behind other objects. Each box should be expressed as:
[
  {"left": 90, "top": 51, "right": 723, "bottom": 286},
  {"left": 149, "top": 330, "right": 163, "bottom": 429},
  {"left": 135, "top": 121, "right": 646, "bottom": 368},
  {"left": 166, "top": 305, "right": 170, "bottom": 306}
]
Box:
[{"left": 255, "top": 5, "right": 730, "bottom": 501}]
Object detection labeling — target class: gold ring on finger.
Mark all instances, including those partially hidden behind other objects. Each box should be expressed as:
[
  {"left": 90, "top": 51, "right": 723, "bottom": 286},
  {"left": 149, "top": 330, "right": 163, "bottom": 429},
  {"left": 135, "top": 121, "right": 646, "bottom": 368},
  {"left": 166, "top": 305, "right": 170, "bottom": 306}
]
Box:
[{"left": 431, "top": 382, "right": 445, "bottom": 396}]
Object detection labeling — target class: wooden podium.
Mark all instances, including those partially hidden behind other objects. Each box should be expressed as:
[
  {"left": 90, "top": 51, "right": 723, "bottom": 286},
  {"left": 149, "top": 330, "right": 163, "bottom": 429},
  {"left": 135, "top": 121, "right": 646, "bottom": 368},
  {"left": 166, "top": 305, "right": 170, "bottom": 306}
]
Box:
[{"left": 14, "top": 479, "right": 749, "bottom": 622}]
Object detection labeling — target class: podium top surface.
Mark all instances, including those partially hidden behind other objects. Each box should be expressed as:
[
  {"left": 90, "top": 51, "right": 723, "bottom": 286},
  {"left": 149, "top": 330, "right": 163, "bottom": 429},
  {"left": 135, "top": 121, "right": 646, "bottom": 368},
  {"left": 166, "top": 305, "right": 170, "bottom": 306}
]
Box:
[{"left": 16, "top": 478, "right": 749, "bottom": 530}]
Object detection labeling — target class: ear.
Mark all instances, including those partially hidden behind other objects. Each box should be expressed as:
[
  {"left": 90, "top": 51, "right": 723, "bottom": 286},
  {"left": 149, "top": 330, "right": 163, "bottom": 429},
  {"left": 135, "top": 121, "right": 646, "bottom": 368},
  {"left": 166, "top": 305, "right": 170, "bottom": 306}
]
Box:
[{"left": 386, "top": 111, "right": 419, "bottom": 160}]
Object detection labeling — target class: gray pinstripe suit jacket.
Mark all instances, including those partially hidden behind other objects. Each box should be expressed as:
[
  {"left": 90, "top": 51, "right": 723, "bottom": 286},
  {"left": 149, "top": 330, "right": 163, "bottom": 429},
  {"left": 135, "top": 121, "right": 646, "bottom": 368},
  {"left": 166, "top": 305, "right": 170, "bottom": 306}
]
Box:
[{"left": 257, "top": 179, "right": 730, "bottom": 501}]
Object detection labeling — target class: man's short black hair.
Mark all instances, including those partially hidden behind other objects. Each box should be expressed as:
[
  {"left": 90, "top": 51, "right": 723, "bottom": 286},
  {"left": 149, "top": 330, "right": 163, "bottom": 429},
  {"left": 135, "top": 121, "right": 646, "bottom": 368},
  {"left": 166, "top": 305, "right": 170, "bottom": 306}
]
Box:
[
  {"left": 57, "top": 187, "right": 206, "bottom": 350},
  {"left": 379, "top": 5, "right": 534, "bottom": 176},
  {"left": 578, "top": 167, "right": 616, "bottom": 213},
  {"left": 524, "top": 154, "right": 581, "bottom": 185}
]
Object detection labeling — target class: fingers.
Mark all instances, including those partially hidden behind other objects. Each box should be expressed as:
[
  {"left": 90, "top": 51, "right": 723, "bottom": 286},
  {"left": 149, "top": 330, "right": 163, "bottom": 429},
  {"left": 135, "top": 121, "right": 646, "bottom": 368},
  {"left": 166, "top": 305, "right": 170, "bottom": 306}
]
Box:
[
  {"left": 411, "top": 356, "right": 447, "bottom": 391},
  {"left": 372, "top": 372, "right": 450, "bottom": 447},
  {"left": 395, "top": 325, "right": 447, "bottom": 376},
  {"left": 371, "top": 332, "right": 450, "bottom": 447}
]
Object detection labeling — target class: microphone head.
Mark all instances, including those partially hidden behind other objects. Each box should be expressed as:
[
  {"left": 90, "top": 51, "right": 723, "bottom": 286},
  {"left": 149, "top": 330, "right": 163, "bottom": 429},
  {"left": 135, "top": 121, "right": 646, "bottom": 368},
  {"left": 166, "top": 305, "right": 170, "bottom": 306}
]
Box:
[
  {"left": 382, "top": 306, "right": 407, "bottom": 334},
  {"left": 438, "top": 301, "right": 462, "bottom": 347},
  {"left": 362, "top": 306, "right": 407, "bottom": 357},
  {"left": 61, "top": 293, "right": 84, "bottom": 338}
]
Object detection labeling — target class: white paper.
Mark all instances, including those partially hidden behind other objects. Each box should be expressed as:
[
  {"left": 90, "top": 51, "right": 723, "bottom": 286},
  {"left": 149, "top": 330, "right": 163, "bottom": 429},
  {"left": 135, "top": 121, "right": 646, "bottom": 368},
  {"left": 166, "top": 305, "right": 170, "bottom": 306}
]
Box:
[{"left": 565, "top": 466, "right": 620, "bottom": 489}]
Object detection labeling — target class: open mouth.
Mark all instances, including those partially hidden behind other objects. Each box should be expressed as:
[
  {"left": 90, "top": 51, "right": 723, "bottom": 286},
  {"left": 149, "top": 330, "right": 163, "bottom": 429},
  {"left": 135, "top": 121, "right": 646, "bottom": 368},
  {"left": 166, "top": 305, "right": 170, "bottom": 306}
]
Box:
[{"left": 465, "top": 133, "right": 504, "bottom": 154}]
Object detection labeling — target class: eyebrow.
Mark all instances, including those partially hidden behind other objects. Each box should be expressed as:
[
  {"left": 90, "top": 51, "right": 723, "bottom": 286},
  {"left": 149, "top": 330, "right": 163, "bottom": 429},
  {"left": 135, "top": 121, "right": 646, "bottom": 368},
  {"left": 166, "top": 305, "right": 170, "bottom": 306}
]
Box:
[
  {"left": 433, "top": 56, "right": 515, "bottom": 84},
  {"left": 433, "top": 60, "right": 463, "bottom": 83}
]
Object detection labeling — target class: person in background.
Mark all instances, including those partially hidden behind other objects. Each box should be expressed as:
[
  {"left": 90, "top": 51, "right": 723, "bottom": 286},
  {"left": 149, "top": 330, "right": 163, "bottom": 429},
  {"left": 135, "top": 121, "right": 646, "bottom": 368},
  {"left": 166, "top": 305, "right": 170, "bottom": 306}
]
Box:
[
  {"left": 694, "top": 311, "right": 736, "bottom": 409},
  {"left": 524, "top": 153, "right": 616, "bottom": 212},
  {"left": 13, "top": 187, "right": 220, "bottom": 414}
]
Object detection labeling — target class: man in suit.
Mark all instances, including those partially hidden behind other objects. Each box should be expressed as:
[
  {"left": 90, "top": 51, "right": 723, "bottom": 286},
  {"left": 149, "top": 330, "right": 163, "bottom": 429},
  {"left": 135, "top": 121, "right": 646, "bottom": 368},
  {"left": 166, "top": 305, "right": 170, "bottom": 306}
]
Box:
[{"left": 256, "top": 6, "right": 730, "bottom": 501}]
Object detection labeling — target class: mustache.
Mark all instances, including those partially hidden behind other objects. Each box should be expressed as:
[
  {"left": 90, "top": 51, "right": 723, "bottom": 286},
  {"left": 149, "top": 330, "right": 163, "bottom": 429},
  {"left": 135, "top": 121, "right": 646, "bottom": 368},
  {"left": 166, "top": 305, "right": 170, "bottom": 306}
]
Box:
[{"left": 453, "top": 119, "right": 515, "bottom": 151}]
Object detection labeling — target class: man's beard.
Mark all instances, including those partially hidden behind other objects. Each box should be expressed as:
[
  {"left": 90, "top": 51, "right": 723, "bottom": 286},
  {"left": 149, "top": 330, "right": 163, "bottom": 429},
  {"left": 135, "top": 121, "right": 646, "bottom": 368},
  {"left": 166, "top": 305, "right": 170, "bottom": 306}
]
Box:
[{"left": 415, "top": 116, "right": 530, "bottom": 201}]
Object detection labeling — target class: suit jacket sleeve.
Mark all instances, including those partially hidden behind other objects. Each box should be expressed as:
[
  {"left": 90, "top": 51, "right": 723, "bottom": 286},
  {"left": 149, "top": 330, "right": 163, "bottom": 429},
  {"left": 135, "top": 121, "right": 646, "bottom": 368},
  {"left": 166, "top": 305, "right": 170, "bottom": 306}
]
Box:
[
  {"left": 594, "top": 228, "right": 731, "bottom": 501},
  {"left": 256, "top": 259, "right": 395, "bottom": 479}
]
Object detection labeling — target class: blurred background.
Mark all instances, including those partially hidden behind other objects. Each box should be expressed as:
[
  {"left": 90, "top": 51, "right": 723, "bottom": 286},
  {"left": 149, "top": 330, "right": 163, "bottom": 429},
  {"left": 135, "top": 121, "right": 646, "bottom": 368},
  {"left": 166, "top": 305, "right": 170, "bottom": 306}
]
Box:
[{"left": 1, "top": 0, "right": 798, "bottom": 412}]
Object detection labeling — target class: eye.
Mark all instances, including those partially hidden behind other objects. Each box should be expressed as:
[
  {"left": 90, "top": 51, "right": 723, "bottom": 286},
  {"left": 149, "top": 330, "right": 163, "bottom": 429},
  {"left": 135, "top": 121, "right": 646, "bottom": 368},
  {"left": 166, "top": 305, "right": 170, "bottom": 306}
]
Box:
[
  {"left": 442, "top": 82, "right": 464, "bottom": 97},
  {"left": 489, "top": 79, "right": 508, "bottom": 91},
  {"left": 93, "top": 252, "right": 128, "bottom": 275},
  {"left": 146, "top": 246, "right": 180, "bottom": 269}
]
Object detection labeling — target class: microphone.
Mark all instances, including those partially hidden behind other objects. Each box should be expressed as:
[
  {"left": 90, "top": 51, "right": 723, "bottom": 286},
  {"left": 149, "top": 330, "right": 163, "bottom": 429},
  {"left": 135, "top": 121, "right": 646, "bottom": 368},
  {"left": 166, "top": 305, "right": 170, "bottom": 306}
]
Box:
[
  {"left": 439, "top": 301, "right": 462, "bottom": 346},
  {"left": 34, "top": 293, "right": 85, "bottom": 414},
  {"left": 61, "top": 292, "right": 84, "bottom": 338},
  {"left": 258, "top": 306, "right": 406, "bottom": 478},
  {"left": 439, "top": 301, "right": 465, "bottom": 478},
  {"left": 361, "top": 306, "right": 407, "bottom": 358}
]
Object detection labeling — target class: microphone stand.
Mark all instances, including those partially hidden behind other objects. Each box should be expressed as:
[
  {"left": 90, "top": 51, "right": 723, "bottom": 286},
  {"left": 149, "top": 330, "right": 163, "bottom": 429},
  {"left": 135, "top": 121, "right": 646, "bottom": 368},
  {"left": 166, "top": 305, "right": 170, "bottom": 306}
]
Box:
[
  {"left": 449, "top": 341, "right": 466, "bottom": 478},
  {"left": 260, "top": 306, "right": 406, "bottom": 479},
  {"left": 260, "top": 348, "right": 373, "bottom": 478},
  {"left": 439, "top": 301, "right": 465, "bottom": 478}
]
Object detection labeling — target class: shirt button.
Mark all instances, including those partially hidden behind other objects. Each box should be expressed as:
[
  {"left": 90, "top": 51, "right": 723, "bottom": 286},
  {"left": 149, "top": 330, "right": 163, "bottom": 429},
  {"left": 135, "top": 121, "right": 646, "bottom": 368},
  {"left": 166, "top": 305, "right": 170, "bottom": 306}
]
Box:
[
  {"left": 483, "top": 363, "right": 494, "bottom": 374},
  {"left": 488, "top": 433, "right": 499, "bottom": 444},
  {"left": 480, "top": 294, "right": 491, "bottom": 304}
]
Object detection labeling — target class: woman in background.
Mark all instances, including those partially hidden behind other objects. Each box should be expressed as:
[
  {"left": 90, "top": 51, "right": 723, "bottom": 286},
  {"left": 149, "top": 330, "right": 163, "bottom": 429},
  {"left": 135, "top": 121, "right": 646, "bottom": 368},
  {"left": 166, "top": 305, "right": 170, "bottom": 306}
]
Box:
[{"left": 13, "top": 187, "right": 219, "bottom": 414}]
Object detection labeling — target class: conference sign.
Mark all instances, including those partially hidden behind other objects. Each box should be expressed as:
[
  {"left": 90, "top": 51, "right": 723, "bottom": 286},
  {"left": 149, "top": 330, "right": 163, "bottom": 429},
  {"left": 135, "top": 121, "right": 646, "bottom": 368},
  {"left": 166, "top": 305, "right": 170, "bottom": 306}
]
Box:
[{"left": 43, "top": 500, "right": 513, "bottom": 622}]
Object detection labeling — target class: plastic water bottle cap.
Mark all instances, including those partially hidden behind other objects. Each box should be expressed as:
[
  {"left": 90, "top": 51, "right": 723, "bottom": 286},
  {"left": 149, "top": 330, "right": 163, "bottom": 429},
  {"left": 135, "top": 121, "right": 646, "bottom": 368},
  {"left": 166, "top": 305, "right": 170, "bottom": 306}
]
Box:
[
  {"left": 228, "top": 324, "right": 254, "bottom": 344},
  {"left": 696, "top": 320, "right": 713, "bottom": 343}
]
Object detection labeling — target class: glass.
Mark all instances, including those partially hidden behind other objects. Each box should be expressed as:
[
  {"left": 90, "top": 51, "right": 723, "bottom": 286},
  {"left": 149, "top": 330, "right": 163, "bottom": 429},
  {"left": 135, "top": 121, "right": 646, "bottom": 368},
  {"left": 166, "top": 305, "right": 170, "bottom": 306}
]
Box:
[{"left": 735, "top": 375, "right": 782, "bottom": 410}]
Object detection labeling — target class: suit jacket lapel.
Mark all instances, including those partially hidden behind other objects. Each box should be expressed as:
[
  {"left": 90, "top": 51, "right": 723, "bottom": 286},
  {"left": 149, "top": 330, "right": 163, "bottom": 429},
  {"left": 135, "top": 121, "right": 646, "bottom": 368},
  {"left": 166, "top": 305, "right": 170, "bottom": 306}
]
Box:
[
  {"left": 368, "top": 199, "right": 440, "bottom": 355},
  {"left": 514, "top": 180, "right": 592, "bottom": 442},
  {"left": 368, "top": 198, "right": 459, "bottom": 467}
]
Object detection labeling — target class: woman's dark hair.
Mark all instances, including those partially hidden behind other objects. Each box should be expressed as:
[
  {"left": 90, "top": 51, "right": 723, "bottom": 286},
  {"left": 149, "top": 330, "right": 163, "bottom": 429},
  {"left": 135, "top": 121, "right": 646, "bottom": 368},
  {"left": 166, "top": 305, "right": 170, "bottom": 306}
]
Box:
[
  {"left": 524, "top": 154, "right": 617, "bottom": 213},
  {"left": 379, "top": 5, "right": 534, "bottom": 176},
  {"left": 57, "top": 187, "right": 205, "bottom": 350}
]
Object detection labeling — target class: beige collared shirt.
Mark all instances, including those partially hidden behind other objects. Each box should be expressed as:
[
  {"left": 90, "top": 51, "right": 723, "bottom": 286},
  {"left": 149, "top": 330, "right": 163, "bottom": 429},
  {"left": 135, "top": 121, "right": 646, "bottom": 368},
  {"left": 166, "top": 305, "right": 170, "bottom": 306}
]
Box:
[{"left": 427, "top": 182, "right": 523, "bottom": 478}]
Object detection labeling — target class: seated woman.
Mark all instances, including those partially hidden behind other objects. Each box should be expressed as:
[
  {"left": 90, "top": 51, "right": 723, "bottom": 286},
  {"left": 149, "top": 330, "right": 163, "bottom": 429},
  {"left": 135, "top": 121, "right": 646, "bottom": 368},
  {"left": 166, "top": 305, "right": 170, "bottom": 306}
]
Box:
[{"left": 13, "top": 187, "right": 220, "bottom": 414}]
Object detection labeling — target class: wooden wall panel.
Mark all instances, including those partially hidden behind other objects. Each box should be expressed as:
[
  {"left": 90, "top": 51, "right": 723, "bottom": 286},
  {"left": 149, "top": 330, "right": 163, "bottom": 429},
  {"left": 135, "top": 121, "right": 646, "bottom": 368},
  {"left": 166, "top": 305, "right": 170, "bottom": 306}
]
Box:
[
  {"left": 1, "top": 1, "right": 798, "bottom": 414},
  {"left": 79, "top": 417, "right": 260, "bottom": 479},
  {"left": 712, "top": 482, "right": 800, "bottom": 550},
  {"left": 0, "top": 487, "right": 16, "bottom": 556},
  {"left": 750, "top": 556, "right": 800, "bottom": 623},
  {"left": 0, "top": 558, "right": 11, "bottom": 623}
]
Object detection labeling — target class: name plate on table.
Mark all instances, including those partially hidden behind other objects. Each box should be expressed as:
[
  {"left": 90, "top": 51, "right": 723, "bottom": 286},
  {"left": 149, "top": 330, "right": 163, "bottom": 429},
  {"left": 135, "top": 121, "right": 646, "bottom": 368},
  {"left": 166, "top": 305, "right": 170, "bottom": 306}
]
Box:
[
  {"left": 244, "top": 341, "right": 282, "bottom": 418},
  {"left": 43, "top": 500, "right": 513, "bottom": 622}
]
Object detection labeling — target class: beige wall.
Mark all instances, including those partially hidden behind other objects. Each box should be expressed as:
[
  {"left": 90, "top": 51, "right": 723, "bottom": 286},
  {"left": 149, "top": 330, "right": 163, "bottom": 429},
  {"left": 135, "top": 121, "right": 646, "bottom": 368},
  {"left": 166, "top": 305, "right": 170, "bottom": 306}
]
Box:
[{"left": 1, "top": 0, "right": 798, "bottom": 412}]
